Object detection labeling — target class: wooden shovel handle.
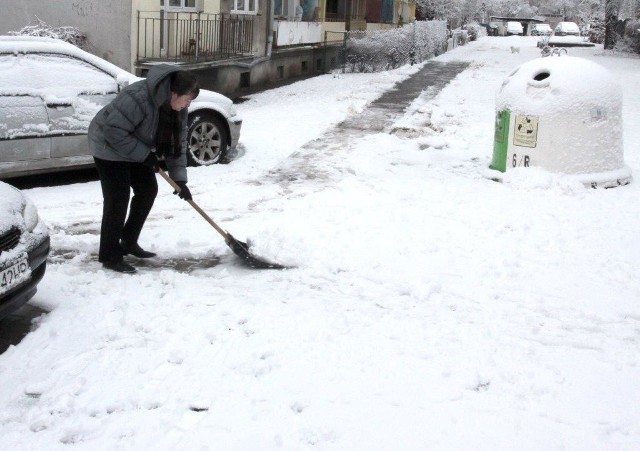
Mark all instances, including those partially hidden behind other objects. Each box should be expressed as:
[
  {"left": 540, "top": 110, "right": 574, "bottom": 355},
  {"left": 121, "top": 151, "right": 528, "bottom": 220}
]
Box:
[{"left": 157, "top": 167, "right": 230, "bottom": 242}]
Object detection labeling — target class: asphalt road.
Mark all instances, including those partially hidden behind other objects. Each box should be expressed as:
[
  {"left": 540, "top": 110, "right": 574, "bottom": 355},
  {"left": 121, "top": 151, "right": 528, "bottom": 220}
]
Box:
[
  {"left": 0, "top": 304, "right": 48, "bottom": 354},
  {"left": 6, "top": 167, "right": 100, "bottom": 190}
]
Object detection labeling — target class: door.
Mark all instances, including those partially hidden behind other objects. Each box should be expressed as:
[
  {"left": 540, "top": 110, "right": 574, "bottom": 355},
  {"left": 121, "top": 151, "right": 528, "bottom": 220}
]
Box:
[
  {"left": 0, "top": 52, "right": 119, "bottom": 170},
  {"left": 0, "top": 53, "right": 52, "bottom": 165},
  {"left": 37, "top": 54, "right": 118, "bottom": 158},
  {"left": 47, "top": 93, "right": 116, "bottom": 158},
  {"left": 0, "top": 95, "right": 50, "bottom": 163}
]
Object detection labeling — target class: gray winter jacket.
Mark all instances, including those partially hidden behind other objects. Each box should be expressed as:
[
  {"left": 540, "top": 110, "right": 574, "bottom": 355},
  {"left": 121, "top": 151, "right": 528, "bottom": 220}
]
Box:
[{"left": 88, "top": 64, "right": 188, "bottom": 182}]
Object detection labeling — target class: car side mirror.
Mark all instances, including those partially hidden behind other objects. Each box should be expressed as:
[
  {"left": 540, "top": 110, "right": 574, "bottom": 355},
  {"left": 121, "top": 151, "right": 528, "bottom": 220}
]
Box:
[{"left": 117, "top": 76, "right": 130, "bottom": 92}]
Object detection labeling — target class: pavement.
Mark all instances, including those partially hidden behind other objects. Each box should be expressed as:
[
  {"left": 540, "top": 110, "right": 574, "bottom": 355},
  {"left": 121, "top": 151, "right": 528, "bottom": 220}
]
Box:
[{"left": 267, "top": 60, "right": 471, "bottom": 186}]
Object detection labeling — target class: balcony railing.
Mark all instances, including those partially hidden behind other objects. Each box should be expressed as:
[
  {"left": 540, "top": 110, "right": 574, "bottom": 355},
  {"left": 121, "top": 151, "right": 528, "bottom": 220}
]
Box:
[
  {"left": 136, "top": 11, "right": 255, "bottom": 64},
  {"left": 324, "top": 14, "right": 366, "bottom": 22}
]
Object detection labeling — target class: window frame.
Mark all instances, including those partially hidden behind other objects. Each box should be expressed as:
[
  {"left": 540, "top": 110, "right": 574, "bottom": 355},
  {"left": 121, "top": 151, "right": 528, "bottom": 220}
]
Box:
[
  {"left": 231, "top": 0, "right": 259, "bottom": 15},
  {"left": 162, "top": 0, "right": 200, "bottom": 12}
]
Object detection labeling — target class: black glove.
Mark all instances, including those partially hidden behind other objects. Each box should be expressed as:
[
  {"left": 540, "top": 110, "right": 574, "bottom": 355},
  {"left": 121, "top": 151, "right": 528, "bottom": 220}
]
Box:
[
  {"left": 173, "top": 181, "right": 192, "bottom": 201},
  {"left": 143, "top": 152, "right": 159, "bottom": 170}
]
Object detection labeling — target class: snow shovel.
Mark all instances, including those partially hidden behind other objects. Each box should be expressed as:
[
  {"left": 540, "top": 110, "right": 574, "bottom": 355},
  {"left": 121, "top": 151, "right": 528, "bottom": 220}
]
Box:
[{"left": 158, "top": 167, "right": 287, "bottom": 269}]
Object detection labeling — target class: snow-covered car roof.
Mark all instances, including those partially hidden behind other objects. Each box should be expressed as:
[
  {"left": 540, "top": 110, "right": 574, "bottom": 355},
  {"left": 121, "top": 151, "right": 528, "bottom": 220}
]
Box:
[
  {"left": 0, "top": 35, "right": 236, "bottom": 115},
  {"left": 555, "top": 22, "right": 580, "bottom": 32},
  {"left": 0, "top": 35, "right": 137, "bottom": 85}
]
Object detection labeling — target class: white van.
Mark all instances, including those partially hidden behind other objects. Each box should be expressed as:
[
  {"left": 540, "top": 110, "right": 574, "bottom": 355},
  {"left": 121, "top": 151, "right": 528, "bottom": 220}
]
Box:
[{"left": 506, "top": 21, "right": 524, "bottom": 36}]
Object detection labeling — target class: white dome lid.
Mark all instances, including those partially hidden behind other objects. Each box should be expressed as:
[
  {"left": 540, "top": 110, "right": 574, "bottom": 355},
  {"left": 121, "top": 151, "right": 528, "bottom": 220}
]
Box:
[{"left": 496, "top": 56, "right": 622, "bottom": 115}]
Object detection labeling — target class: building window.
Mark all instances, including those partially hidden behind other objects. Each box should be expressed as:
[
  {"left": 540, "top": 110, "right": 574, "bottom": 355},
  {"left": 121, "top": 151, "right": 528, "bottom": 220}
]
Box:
[
  {"left": 232, "top": 0, "right": 258, "bottom": 15},
  {"left": 274, "top": 0, "right": 288, "bottom": 17},
  {"left": 161, "top": 0, "right": 200, "bottom": 12}
]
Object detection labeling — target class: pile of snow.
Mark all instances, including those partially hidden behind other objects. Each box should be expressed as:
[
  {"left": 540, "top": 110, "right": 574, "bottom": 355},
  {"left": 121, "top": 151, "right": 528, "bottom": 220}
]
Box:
[{"left": 547, "top": 35, "right": 595, "bottom": 47}]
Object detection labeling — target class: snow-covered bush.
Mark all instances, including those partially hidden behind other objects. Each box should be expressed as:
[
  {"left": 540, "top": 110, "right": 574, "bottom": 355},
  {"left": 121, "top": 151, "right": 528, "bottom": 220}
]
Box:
[
  {"left": 344, "top": 21, "right": 447, "bottom": 73},
  {"left": 9, "top": 18, "right": 88, "bottom": 49},
  {"left": 452, "top": 29, "right": 469, "bottom": 46},
  {"left": 623, "top": 19, "right": 640, "bottom": 54},
  {"left": 608, "top": 19, "right": 640, "bottom": 55},
  {"left": 414, "top": 21, "right": 448, "bottom": 59},
  {"left": 587, "top": 18, "right": 605, "bottom": 44},
  {"left": 463, "top": 23, "right": 487, "bottom": 41},
  {"left": 613, "top": 35, "right": 640, "bottom": 54}
]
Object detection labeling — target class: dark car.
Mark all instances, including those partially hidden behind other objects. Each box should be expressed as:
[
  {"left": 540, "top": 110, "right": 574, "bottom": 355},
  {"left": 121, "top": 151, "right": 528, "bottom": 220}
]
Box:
[{"left": 0, "top": 181, "right": 50, "bottom": 320}]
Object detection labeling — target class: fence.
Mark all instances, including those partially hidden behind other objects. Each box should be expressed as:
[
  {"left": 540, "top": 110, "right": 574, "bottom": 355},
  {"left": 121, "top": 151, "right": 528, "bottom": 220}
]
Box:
[
  {"left": 136, "top": 11, "right": 255, "bottom": 64},
  {"left": 324, "top": 21, "right": 449, "bottom": 73}
]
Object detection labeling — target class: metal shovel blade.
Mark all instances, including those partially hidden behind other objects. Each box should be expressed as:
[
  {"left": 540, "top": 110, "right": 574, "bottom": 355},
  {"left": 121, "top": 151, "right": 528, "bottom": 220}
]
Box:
[
  {"left": 225, "top": 234, "right": 289, "bottom": 269},
  {"left": 158, "top": 168, "right": 289, "bottom": 270}
]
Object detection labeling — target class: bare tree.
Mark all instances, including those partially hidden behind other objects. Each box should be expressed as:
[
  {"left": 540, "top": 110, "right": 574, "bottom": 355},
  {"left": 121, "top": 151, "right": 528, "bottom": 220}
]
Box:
[{"left": 605, "top": 0, "right": 622, "bottom": 48}]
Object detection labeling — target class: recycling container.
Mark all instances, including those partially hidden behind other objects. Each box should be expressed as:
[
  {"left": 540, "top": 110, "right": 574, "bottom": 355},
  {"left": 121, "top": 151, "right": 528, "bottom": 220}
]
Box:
[{"left": 489, "top": 56, "right": 631, "bottom": 188}]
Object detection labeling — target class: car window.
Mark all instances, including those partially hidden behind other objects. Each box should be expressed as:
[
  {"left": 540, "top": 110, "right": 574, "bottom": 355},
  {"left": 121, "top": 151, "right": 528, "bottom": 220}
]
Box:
[{"left": 0, "top": 53, "right": 118, "bottom": 99}]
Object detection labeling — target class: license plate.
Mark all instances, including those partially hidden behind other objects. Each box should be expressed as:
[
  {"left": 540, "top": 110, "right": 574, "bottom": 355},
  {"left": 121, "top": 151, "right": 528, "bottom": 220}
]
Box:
[{"left": 0, "top": 254, "right": 31, "bottom": 295}]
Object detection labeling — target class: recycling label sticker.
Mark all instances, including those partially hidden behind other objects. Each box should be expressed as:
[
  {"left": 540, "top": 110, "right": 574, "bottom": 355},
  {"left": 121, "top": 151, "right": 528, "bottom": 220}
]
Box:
[{"left": 513, "top": 115, "right": 539, "bottom": 148}]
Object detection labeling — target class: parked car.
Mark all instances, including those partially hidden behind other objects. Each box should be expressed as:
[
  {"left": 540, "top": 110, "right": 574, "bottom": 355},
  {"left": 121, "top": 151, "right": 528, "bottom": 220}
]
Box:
[
  {"left": 531, "top": 23, "right": 553, "bottom": 36},
  {"left": 0, "top": 36, "right": 242, "bottom": 179},
  {"left": 506, "top": 21, "right": 524, "bottom": 36},
  {"left": 0, "top": 181, "right": 49, "bottom": 320},
  {"left": 554, "top": 22, "right": 581, "bottom": 36}
]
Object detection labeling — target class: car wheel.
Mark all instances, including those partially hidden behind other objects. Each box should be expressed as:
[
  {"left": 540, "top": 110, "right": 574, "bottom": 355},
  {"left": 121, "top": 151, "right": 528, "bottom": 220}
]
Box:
[{"left": 187, "top": 112, "right": 228, "bottom": 166}]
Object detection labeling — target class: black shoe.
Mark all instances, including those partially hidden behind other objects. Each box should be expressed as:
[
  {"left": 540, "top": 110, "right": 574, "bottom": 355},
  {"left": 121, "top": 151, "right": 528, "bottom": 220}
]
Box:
[
  {"left": 120, "top": 241, "right": 157, "bottom": 258},
  {"left": 103, "top": 260, "right": 137, "bottom": 274}
]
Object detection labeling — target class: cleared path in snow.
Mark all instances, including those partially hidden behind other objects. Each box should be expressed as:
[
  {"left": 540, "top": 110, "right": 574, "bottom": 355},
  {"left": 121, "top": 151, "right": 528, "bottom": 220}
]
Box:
[{"left": 268, "top": 61, "right": 470, "bottom": 186}]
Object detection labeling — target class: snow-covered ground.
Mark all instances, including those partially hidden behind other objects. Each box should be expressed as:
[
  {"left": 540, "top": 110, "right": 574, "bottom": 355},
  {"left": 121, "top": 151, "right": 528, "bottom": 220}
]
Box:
[{"left": 1, "top": 36, "right": 639, "bottom": 450}]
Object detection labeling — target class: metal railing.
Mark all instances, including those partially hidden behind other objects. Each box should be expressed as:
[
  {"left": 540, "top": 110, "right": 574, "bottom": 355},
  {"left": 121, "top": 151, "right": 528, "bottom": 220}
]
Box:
[
  {"left": 136, "top": 11, "right": 255, "bottom": 64},
  {"left": 324, "top": 14, "right": 366, "bottom": 22}
]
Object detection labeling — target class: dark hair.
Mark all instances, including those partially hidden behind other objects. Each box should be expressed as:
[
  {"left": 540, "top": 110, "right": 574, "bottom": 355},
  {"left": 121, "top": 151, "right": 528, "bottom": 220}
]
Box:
[{"left": 170, "top": 70, "right": 200, "bottom": 98}]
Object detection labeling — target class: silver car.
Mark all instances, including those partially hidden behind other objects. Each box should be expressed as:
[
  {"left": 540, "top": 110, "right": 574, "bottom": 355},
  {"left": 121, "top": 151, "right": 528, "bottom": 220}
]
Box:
[
  {"left": 0, "top": 36, "right": 242, "bottom": 179},
  {"left": 0, "top": 180, "right": 49, "bottom": 320}
]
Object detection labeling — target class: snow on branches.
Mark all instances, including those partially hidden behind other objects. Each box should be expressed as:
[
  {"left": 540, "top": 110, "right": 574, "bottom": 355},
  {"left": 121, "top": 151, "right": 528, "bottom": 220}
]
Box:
[
  {"left": 9, "top": 17, "right": 88, "bottom": 49},
  {"left": 344, "top": 21, "right": 448, "bottom": 73}
]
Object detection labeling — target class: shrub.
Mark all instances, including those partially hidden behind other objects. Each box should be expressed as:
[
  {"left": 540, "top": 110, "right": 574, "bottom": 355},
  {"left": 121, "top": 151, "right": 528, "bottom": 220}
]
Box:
[
  {"left": 345, "top": 21, "right": 448, "bottom": 73},
  {"left": 624, "top": 19, "right": 640, "bottom": 54},
  {"left": 9, "top": 17, "right": 87, "bottom": 49},
  {"left": 587, "top": 18, "right": 605, "bottom": 44},
  {"left": 463, "top": 23, "right": 487, "bottom": 41}
]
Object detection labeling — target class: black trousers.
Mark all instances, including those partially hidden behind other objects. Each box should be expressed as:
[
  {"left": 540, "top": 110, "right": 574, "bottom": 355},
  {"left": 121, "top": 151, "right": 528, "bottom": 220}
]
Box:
[{"left": 94, "top": 157, "right": 158, "bottom": 264}]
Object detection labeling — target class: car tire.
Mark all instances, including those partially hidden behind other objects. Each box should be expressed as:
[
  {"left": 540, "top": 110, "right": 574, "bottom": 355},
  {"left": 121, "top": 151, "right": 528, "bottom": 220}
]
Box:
[{"left": 186, "top": 112, "right": 228, "bottom": 166}]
